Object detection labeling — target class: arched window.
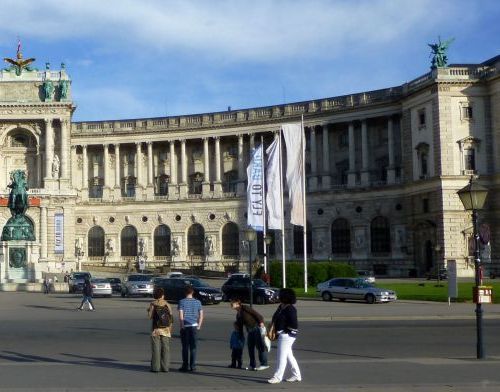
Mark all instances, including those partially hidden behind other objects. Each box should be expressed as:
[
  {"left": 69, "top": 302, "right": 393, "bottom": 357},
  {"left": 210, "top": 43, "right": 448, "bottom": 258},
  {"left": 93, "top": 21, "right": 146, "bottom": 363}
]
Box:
[
  {"left": 331, "top": 218, "right": 351, "bottom": 254},
  {"left": 188, "top": 224, "right": 205, "bottom": 256},
  {"left": 88, "top": 226, "right": 105, "bottom": 257},
  {"left": 154, "top": 225, "right": 171, "bottom": 256},
  {"left": 293, "top": 223, "right": 312, "bottom": 256},
  {"left": 222, "top": 223, "right": 240, "bottom": 256},
  {"left": 121, "top": 225, "right": 138, "bottom": 256},
  {"left": 371, "top": 216, "right": 391, "bottom": 254},
  {"left": 257, "top": 230, "right": 276, "bottom": 257}
]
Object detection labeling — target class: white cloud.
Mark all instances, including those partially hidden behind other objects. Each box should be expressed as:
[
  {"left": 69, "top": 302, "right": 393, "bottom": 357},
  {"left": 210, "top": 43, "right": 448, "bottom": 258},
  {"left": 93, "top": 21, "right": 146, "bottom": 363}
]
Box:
[{"left": 0, "top": 0, "right": 464, "bottom": 62}]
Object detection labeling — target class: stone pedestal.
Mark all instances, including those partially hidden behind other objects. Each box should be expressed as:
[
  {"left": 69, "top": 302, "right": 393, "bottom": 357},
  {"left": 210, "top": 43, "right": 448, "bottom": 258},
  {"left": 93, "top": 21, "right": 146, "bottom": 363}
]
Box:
[
  {"left": 145, "top": 185, "right": 155, "bottom": 201},
  {"left": 0, "top": 241, "right": 41, "bottom": 283},
  {"left": 202, "top": 183, "right": 211, "bottom": 198},
  {"left": 179, "top": 183, "right": 188, "bottom": 199},
  {"left": 213, "top": 181, "right": 223, "bottom": 198}
]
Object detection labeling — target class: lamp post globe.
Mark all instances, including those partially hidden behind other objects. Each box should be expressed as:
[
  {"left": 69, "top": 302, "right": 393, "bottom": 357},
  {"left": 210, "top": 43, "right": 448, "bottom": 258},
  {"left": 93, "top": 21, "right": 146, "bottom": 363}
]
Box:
[{"left": 457, "top": 177, "right": 488, "bottom": 359}]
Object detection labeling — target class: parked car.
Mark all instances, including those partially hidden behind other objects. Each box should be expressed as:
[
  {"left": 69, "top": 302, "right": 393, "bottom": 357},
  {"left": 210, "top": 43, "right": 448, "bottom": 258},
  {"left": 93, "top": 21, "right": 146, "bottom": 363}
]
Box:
[
  {"left": 317, "top": 277, "right": 397, "bottom": 304},
  {"left": 166, "top": 271, "right": 183, "bottom": 278},
  {"left": 91, "top": 278, "right": 112, "bottom": 297},
  {"left": 155, "top": 276, "right": 222, "bottom": 305},
  {"left": 221, "top": 276, "right": 279, "bottom": 304},
  {"left": 357, "top": 270, "right": 376, "bottom": 283},
  {"left": 121, "top": 274, "right": 154, "bottom": 297},
  {"left": 68, "top": 272, "right": 92, "bottom": 293},
  {"left": 106, "top": 277, "right": 122, "bottom": 293}
]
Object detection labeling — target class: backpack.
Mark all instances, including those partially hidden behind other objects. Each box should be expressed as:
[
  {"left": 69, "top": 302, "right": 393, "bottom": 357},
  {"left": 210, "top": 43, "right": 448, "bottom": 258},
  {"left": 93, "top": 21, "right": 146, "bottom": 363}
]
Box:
[{"left": 153, "top": 305, "right": 173, "bottom": 329}]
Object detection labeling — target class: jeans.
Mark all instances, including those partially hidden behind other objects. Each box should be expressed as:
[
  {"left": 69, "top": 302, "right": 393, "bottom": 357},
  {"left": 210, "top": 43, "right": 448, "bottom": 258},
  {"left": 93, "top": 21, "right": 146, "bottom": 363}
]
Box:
[
  {"left": 231, "top": 348, "right": 243, "bottom": 368},
  {"left": 180, "top": 327, "right": 197, "bottom": 370},
  {"left": 151, "top": 335, "right": 170, "bottom": 372},
  {"left": 272, "top": 333, "right": 301, "bottom": 381},
  {"left": 79, "top": 296, "right": 94, "bottom": 310},
  {"left": 247, "top": 327, "right": 267, "bottom": 368}
]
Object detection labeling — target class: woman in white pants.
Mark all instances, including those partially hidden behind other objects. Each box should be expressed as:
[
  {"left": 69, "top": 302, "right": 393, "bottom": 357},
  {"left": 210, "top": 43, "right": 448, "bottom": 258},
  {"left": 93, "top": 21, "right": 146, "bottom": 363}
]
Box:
[{"left": 268, "top": 288, "right": 301, "bottom": 384}]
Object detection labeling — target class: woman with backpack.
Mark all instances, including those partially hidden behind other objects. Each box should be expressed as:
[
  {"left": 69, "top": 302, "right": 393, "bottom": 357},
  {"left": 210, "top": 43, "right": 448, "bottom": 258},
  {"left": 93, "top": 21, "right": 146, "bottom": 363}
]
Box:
[{"left": 147, "top": 287, "right": 173, "bottom": 372}]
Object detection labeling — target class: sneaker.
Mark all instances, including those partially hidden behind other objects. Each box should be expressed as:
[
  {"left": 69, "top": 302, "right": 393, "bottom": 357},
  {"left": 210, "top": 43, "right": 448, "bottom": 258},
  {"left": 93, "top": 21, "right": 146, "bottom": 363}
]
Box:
[
  {"left": 256, "top": 365, "right": 270, "bottom": 371},
  {"left": 245, "top": 367, "right": 257, "bottom": 371},
  {"left": 267, "top": 377, "right": 281, "bottom": 384},
  {"left": 286, "top": 376, "right": 302, "bottom": 382}
]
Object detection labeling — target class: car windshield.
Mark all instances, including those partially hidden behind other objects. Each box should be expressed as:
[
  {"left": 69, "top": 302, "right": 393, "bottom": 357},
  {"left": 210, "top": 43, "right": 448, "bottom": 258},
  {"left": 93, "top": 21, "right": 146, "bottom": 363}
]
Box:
[
  {"left": 107, "top": 278, "right": 120, "bottom": 283},
  {"left": 186, "top": 278, "right": 209, "bottom": 288},
  {"left": 73, "top": 273, "right": 90, "bottom": 279},
  {"left": 92, "top": 279, "right": 107, "bottom": 283},
  {"left": 128, "top": 275, "right": 152, "bottom": 282},
  {"left": 252, "top": 279, "right": 268, "bottom": 287}
]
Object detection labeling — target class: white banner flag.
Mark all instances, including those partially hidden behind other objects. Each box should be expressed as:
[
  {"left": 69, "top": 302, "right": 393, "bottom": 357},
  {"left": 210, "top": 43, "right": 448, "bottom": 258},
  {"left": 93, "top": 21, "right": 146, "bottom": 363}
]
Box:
[
  {"left": 282, "top": 123, "right": 305, "bottom": 226},
  {"left": 266, "top": 138, "right": 282, "bottom": 229},
  {"left": 247, "top": 144, "right": 264, "bottom": 231}
]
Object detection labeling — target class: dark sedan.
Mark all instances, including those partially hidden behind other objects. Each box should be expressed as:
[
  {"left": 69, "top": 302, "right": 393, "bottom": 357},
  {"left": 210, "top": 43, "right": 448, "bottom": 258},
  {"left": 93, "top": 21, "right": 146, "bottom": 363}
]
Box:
[
  {"left": 221, "top": 276, "right": 279, "bottom": 304},
  {"left": 154, "top": 277, "right": 222, "bottom": 305},
  {"left": 106, "top": 277, "right": 122, "bottom": 293}
]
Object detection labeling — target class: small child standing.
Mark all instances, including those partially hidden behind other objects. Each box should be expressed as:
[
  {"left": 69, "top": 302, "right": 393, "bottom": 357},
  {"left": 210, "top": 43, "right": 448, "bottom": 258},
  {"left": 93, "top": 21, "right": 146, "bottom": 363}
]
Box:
[{"left": 229, "top": 321, "right": 245, "bottom": 369}]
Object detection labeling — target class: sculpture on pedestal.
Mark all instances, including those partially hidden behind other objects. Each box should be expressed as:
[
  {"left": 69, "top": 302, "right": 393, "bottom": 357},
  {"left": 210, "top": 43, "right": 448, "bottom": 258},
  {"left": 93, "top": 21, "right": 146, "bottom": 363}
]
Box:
[{"left": 428, "top": 37, "right": 454, "bottom": 68}]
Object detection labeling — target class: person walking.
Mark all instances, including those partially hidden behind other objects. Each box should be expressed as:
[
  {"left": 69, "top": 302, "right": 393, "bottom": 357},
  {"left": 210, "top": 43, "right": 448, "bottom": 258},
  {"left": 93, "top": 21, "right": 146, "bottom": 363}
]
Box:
[
  {"left": 77, "top": 277, "right": 95, "bottom": 311},
  {"left": 230, "top": 298, "right": 269, "bottom": 371},
  {"left": 228, "top": 321, "right": 245, "bottom": 369},
  {"left": 43, "top": 277, "right": 49, "bottom": 294},
  {"left": 267, "top": 288, "right": 301, "bottom": 384},
  {"left": 148, "top": 287, "right": 173, "bottom": 372},
  {"left": 178, "top": 285, "right": 203, "bottom": 372}
]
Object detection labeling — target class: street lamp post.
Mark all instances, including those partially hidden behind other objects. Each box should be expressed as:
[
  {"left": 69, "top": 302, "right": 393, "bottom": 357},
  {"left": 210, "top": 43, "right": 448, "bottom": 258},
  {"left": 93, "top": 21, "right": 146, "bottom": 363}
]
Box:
[
  {"left": 245, "top": 228, "right": 257, "bottom": 307},
  {"left": 264, "top": 235, "right": 273, "bottom": 274},
  {"left": 189, "top": 250, "right": 194, "bottom": 276},
  {"left": 457, "top": 177, "right": 489, "bottom": 359}
]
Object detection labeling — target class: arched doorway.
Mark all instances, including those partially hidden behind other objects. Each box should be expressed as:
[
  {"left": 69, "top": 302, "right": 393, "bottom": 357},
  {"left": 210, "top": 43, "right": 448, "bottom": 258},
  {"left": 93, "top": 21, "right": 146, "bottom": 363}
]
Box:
[
  {"left": 121, "top": 225, "right": 138, "bottom": 256},
  {"left": 413, "top": 220, "right": 437, "bottom": 276},
  {"left": 88, "top": 226, "right": 105, "bottom": 257},
  {"left": 222, "top": 222, "right": 239, "bottom": 256},
  {"left": 331, "top": 218, "right": 351, "bottom": 255},
  {"left": 293, "top": 223, "right": 312, "bottom": 257},
  {"left": 188, "top": 224, "right": 205, "bottom": 255},
  {"left": 3, "top": 129, "right": 39, "bottom": 188},
  {"left": 154, "top": 225, "right": 171, "bottom": 257}
]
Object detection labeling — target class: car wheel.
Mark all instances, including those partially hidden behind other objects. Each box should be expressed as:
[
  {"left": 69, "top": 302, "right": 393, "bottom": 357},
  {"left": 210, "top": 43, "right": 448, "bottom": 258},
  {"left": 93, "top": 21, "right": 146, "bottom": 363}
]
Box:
[
  {"left": 365, "top": 294, "right": 376, "bottom": 304},
  {"left": 322, "top": 291, "right": 332, "bottom": 301}
]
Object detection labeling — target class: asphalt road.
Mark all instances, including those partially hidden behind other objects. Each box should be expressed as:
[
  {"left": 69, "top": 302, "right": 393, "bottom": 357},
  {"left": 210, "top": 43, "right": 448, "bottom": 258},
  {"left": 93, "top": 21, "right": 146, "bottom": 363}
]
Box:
[{"left": 1, "top": 293, "right": 500, "bottom": 392}]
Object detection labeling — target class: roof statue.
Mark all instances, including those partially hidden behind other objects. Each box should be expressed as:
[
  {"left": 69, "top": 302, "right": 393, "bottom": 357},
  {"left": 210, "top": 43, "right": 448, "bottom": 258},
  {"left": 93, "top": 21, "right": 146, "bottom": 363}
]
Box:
[
  {"left": 428, "top": 37, "right": 455, "bottom": 68},
  {"left": 3, "top": 40, "right": 37, "bottom": 76}
]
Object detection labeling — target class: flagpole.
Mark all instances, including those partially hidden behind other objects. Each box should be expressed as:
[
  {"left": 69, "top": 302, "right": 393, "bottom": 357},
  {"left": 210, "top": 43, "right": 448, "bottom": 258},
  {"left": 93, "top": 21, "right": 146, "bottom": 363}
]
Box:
[
  {"left": 278, "top": 129, "right": 286, "bottom": 288},
  {"left": 301, "top": 115, "right": 308, "bottom": 293},
  {"left": 261, "top": 136, "right": 268, "bottom": 274}
]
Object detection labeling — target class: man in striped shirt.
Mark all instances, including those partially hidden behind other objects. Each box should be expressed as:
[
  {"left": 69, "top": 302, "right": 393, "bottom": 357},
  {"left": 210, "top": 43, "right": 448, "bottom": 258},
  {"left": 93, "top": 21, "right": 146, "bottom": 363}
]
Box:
[{"left": 178, "top": 285, "right": 204, "bottom": 372}]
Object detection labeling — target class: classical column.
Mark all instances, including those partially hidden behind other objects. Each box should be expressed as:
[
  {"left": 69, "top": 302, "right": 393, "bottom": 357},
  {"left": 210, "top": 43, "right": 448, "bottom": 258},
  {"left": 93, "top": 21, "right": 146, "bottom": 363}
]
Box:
[
  {"left": 309, "top": 126, "right": 318, "bottom": 191},
  {"left": 36, "top": 147, "right": 43, "bottom": 188},
  {"left": 82, "top": 145, "right": 88, "bottom": 189},
  {"left": 347, "top": 122, "right": 356, "bottom": 187},
  {"left": 40, "top": 206, "right": 48, "bottom": 259},
  {"left": 237, "top": 134, "right": 245, "bottom": 196},
  {"left": 179, "top": 139, "right": 188, "bottom": 198},
  {"left": 360, "top": 119, "right": 370, "bottom": 185},
  {"left": 202, "top": 137, "right": 211, "bottom": 196},
  {"left": 136, "top": 142, "right": 143, "bottom": 187},
  {"left": 60, "top": 119, "right": 70, "bottom": 180},
  {"left": 103, "top": 144, "right": 109, "bottom": 188},
  {"left": 249, "top": 134, "right": 255, "bottom": 151},
  {"left": 114, "top": 144, "right": 120, "bottom": 188},
  {"left": 169, "top": 141, "right": 177, "bottom": 184},
  {"left": 44, "top": 119, "right": 54, "bottom": 186},
  {"left": 387, "top": 117, "right": 396, "bottom": 184},
  {"left": 147, "top": 141, "right": 154, "bottom": 186},
  {"left": 322, "top": 125, "right": 331, "bottom": 189},
  {"left": 214, "top": 136, "right": 222, "bottom": 196}
]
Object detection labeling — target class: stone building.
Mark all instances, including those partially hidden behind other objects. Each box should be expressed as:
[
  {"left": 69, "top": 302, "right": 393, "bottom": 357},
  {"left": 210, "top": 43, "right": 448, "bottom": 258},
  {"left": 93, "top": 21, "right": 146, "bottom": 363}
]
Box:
[{"left": 0, "top": 49, "right": 499, "bottom": 282}]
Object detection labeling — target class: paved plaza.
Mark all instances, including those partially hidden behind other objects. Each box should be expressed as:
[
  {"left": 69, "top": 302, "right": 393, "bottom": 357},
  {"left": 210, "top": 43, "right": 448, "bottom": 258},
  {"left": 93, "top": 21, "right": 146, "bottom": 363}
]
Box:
[{"left": 1, "top": 293, "right": 500, "bottom": 391}]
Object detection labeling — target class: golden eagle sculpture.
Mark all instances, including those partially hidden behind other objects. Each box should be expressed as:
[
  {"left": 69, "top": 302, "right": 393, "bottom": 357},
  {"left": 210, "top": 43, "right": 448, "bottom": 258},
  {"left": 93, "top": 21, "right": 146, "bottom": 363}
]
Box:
[{"left": 3, "top": 41, "right": 36, "bottom": 76}]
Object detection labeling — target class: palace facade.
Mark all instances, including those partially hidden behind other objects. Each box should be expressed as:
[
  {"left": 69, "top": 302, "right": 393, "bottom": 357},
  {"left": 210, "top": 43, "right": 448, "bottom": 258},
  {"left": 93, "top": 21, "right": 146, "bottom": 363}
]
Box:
[{"left": 0, "top": 51, "right": 499, "bottom": 282}]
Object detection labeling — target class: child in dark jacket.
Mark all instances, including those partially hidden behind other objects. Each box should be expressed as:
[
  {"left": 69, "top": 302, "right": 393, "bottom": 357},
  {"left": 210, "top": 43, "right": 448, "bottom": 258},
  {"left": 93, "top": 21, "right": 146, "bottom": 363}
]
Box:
[{"left": 229, "top": 321, "right": 245, "bottom": 368}]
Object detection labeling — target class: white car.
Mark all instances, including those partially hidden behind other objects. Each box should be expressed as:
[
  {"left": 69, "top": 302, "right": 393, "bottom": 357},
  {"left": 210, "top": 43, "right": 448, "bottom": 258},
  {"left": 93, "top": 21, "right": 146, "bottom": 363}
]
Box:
[
  {"left": 91, "top": 278, "right": 112, "bottom": 297},
  {"left": 317, "top": 278, "right": 397, "bottom": 304},
  {"left": 121, "top": 274, "right": 154, "bottom": 297}
]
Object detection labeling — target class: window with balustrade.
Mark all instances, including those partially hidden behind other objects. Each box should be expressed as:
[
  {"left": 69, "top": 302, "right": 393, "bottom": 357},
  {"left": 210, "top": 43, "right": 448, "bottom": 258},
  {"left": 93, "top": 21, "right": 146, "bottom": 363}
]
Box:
[
  {"left": 121, "top": 225, "right": 138, "bottom": 256},
  {"left": 189, "top": 172, "right": 203, "bottom": 194},
  {"left": 371, "top": 216, "right": 391, "bottom": 254},
  {"left": 154, "top": 225, "right": 171, "bottom": 256},
  {"left": 155, "top": 174, "right": 169, "bottom": 196},
  {"left": 331, "top": 218, "right": 351, "bottom": 254},
  {"left": 223, "top": 170, "right": 238, "bottom": 193},
  {"left": 88, "top": 226, "right": 105, "bottom": 257},
  {"left": 89, "top": 177, "right": 103, "bottom": 198},
  {"left": 121, "top": 176, "right": 136, "bottom": 197}
]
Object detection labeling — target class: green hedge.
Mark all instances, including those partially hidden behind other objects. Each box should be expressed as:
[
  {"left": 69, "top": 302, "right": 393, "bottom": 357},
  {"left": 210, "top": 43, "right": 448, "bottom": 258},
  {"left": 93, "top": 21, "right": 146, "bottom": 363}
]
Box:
[{"left": 268, "top": 261, "right": 356, "bottom": 288}]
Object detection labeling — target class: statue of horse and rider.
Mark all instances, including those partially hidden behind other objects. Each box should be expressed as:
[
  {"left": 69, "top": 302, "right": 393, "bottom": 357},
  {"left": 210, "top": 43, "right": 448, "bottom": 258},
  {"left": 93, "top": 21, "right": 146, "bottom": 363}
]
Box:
[{"left": 1, "top": 169, "right": 35, "bottom": 241}]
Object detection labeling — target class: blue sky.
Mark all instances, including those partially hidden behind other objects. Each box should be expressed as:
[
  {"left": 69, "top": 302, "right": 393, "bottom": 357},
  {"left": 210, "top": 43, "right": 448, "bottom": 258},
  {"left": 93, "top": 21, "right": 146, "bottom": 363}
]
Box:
[{"left": 0, "top": 0, "right": 498, "bottom": 122}]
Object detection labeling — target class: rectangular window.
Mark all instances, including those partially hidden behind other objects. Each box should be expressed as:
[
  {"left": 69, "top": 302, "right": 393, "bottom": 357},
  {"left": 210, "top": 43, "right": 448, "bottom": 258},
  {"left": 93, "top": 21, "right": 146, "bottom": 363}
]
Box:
[
  {"left": 418, "top": 109, "right": 426, "bottom": 128},
  {"left": 423, "top": 198, "right": 429, "bottom": 213},
  {"left": 462, "top": 106, "right": 473, "bottom": 120},
  {"left": 464, "top": 148, "right": 476, "bottom": 171}
]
